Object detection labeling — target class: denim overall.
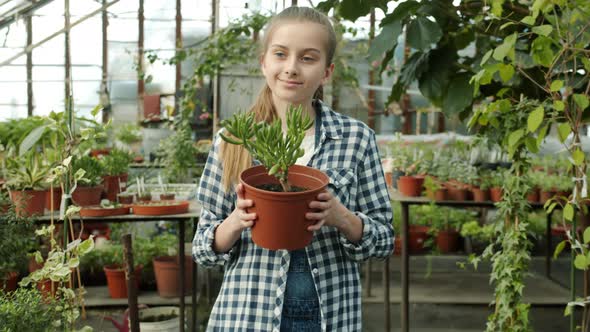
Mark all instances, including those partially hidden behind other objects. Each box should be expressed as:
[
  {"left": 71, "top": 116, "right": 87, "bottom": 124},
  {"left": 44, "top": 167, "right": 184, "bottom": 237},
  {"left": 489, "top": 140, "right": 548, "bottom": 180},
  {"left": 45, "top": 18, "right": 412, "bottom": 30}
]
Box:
[{"left": 280, "top": 109, "right": 322, "bottom": 332}]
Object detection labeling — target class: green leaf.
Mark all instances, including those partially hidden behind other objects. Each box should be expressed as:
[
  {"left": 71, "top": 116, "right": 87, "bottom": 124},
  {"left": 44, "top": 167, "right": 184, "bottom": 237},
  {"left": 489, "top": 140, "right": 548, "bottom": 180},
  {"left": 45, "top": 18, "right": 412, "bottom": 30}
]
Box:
[
  {"left": 525, "top": 136, "right": 539, "bottom": 153},
  {"left": 550, "top": 80, "right": 563, "bottom": 92},
  {"left": 537, "top": 124, "right": 549, "bottom": 145},
  {"left": 573, "top": 149, "right": 585, "bottom": 166},
  {"left": 557, "top": 123, "right": 571, "bottom": 142},
  {"left": 574, "top": 254, "right": 587, "bottom": 270},
  {"left": 547, "top": 202, "right": 557, "bottom": 214},
  {"left": 531, "top": 35, "right": 555, "bottom": 67},
  {"left": 498, "top": 64, "right": 515, "bottom": 82},
  {"left": 573, "top": 94, "right": 589, "bottom": 110},
  {"left": 582, "top": 57, "right": 590, "bottom": 72},
  {"left": 564, "top": 203, "right": 574, "bottom": 221},
  {"left": 19, "top": 125, "right": 48, "bottom": 156},
  {"left": 268, "top": 164, "right": 280, "bottom": 175},
  {"left": 554, "top": 240, "right": 567, "bottom": 259},
  {"left": 406, "top": 16, "right": 443, "bottom": 51},
  {"left": 508, "top": 129, "right": 525, "bottom": 147},
  {"left": 493, "top": 33, "right": 517, "bottom": 61},
  {"left": 584, "top": 228, "right": 590, "bottom": 244},
  {"left": 91, "top": 105, "right": 102, "bottom": 117},
  {"left": 521, "top": 16, "right": 536, "bottom": 25},
  {"left": 381, "top": 0, "right": 420, "bottom": 26},
  {"left": 442, "top": 74, "right": 473, "bottom": 115},
  {"left": 532, "top": 24, "right": 553, "bottom": 36},
  {"left": 338, "top": 0, "right": 371, "bottom": 21},
  {"left": 527, "top": 106, "right": 544, "bottom": 132},
  {"left": 554, "top": 100, "right": 565, "bottom": 111},
  {"left": 78, "top": 238, "right": 94, "bottom": 255},
  {"left": 565, "top": 303, "right": 573, "bottom": 316},
  {"left": 368, "top": 21, "right": 402, "bottom": 62},
  {"left": 480, "top": 50, "right": 493, "bottom": 66},
  {"left": 499, "top": 22, "right": 514, "bottom": 30}
]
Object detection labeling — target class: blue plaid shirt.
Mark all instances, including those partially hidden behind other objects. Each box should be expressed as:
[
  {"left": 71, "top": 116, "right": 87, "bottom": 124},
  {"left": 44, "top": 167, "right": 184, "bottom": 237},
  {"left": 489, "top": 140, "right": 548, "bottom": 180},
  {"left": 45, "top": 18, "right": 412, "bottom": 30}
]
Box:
[{"left": 193, "top": 101, "right": 394, "bottom": 331}]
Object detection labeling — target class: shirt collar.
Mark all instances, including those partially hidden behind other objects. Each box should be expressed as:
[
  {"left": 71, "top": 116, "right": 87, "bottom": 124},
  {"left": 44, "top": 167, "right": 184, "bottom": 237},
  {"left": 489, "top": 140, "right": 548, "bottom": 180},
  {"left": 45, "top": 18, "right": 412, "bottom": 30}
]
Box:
[{"left": 314, "top": 99, "right": 342, "bottom": 140}]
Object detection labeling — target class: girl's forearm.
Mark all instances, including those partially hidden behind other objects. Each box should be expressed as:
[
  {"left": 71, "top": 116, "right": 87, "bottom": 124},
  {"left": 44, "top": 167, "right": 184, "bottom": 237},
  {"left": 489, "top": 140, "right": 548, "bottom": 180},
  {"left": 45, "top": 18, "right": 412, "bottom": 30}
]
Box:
[{"left": 213, "top": 219, "right": 242, "bottom": 253}]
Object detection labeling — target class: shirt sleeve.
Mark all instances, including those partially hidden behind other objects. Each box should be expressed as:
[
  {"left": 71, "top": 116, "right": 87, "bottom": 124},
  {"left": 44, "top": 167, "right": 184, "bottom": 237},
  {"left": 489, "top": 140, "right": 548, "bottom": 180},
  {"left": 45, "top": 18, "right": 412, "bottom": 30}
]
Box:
[
  {"left": 339, "top": 131, "right": 394, "bottom": 262},
  {"left": 192, "top": 131, "right": 239, "bottom": 268}
]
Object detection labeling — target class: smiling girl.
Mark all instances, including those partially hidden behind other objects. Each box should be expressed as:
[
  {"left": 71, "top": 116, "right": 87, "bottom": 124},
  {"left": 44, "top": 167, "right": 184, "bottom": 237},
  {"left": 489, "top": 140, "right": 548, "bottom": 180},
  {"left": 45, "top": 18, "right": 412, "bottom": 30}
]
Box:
[{"left": 193, "top": 6, "right": 394, "bottom": 331}]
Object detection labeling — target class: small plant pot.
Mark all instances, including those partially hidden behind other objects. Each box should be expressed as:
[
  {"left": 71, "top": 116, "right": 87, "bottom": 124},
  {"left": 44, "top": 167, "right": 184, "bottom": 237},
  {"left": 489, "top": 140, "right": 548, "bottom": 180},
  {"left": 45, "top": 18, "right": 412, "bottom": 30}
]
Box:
[
  {"left": 392, "top": 170, "right": 405, "bottom": 189},
  {"left": 1, "top": 271, "right": 18, "bottom": 292},
  {"left": 72, "top": 185, "right": 104, "bottom": 207},
  {"left": 540, "top": 189, "right": 557, "bottom": 203},
  {"left": 397, "top": 176, "right": 425, "bottom": 197},
  {"left": 132, "top": 201, "right": 189, "bottom": 216},
  {"left": 426, "top": 188, "right": 448, "bottom": 201},
  {"left": 103, "top": 264, "right": 142, "bottom": 299},
  {"left": 240, "top": 165, "right": 329, "bottom": 250},
  {"left": 117, "top": 193, "right": 135, "bottom": 204},
  {"left": 471, "top": 187, "right": 489, "bottom": 202},
  {"left": 447, "top": 187, "right": 469, "bottom": 201},
  {"left": 527, "top": 188, "right": 540, "bottom": 203},
  {"left": 90, "top": 148, "right": 111, "bottom": 158},
  {"left": 384, "top": 172, "right": 393, "bottom": 188},
  {"left": 152, "top": 255, "right": 193, "bottom": 298},
  {"left": 103, "top": 174, "right": 129, "bottom": 202},
  {"left": 45, "top": 186, "right": 62, "bottom": 211},
  {"left": 9, "top": 189, "right": 46, "bottom": 216},
  {"left": 138, "top": 306, "right": 181, "bottom": 332},
  {"left": 490, "top": 187, "right": 503, "bottom": 202},
  {"left": 409, "top": 225, "right": 430, "bottom": 254},
  {"left": 138, "top": 194, "right": 152, "bottom": 202},
  {"left": 159, "top": 193, "right": 175, "bottom": 201},
  {"left": 435, "top": 230, "right": 460, "bottom": 253}
]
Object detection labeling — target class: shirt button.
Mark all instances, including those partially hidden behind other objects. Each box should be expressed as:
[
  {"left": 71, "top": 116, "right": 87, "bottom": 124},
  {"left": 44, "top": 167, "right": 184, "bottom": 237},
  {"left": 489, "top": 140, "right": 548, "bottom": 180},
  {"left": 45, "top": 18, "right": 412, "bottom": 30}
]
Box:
[{"left": 312, "top": 268, "right": 319, "bottom": 275}]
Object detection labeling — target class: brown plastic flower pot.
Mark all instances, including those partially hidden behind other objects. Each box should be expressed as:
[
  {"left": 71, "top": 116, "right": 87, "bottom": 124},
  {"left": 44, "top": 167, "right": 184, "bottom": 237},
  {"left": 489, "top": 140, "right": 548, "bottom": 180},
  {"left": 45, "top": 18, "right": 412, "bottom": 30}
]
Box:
[
  {"left": 240, "top": 165, "right": 329, "bottom": 250},
  {"left": 153, "top": 255, "right": 193, "bottom": 298},
  {"left": 397, "top": 176, "right": 424, "bottom": 197},
  {"left": 103, "top": 174, "right": 128, "bottom": 202},
  {"left": 10, "top": 189, "right": 46, "bottom": 216},
  {"left": 72, "top": 185, "right": 104, "bottom": 207},
  {"left": 103, "top": 264, "right": 142, "bottom": 299},
  {"left": 436, "top": 230, "right": 460, "bottom": 253},
  {"left": 471, "top": 187, "right": 490, "bottom": 202},
  {"left": 490, "top": 187, "right": 503, "bottom": 202},
  {"left": 540, "top": 190, "right": 556, "bottom": 203},
  {"left": 447, "top": 187, "right": 469, "bottom": 201},
  {"left": 409, "top": 225, "right": 430, "bottom": 254},
  {"left": 1, "top": 271, "right": 18, "bottom": 292},
  {"left": 527, "top": 188, "right": 540, "bottom": 203}
]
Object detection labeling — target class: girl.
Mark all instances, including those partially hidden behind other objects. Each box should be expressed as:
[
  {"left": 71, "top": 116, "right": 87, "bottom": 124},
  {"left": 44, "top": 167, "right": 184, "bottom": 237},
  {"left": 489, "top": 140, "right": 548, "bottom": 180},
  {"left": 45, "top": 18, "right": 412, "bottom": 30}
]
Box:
[{"left": 193, "top": 6, "right": 394, "bottom": 332}]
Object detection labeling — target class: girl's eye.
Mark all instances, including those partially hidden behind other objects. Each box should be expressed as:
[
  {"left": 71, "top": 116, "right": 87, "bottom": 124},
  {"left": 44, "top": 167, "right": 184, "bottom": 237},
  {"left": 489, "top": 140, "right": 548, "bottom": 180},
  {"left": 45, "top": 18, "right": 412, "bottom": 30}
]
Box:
[
  {"left": 302, "top": 56, "right": 315, "bottom": 62},
  {"left": 274, "top": 52, "right": 286, "bottom": 58}
]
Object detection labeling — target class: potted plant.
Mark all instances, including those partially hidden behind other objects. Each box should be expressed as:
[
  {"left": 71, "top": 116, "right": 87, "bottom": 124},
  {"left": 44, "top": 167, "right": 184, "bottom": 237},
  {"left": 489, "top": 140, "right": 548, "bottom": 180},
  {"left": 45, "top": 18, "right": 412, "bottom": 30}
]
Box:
[
  {"left": 539, "top": 173, "right": 560, "bottom": 203},
  {"left": 4, "top": 153, "right": 48, "bottom": 216},
  {"left": 488, "top": 171, "right": 505, "bottom": 203},
  {"left": 146, "top": 233, "right": 194, "bottom": 298},
  {"left": 158, "top": 126, "right": 199, "bottom": 183},
  {"left": 471, "top": 170, "right": 493, "bottom": 202},
  {"left": 460, "top": 221, "right": 494, "bottom": 255},
  {"left": 0, "top": 287, "right": 64, "bottom": 331},
  {"left": 393, "top": 148, "right": 424, "bottom": 197},
  {"left": 114, "top": 123, "right": 143, "bottom": 155},
  {"left": 526, "top": 171, "right": 543, "bottom": 203},
  {"left": 423, "top": 175, "right": 447, "bottom": 201},
  {"left": 117, "top": 191, "right": 135, "bottom": 204},
  {"left": 219, "top": 105, "right": 329, "bottom": 250},
  {"left": 0, "top": 207, "right": 35, "bottom": 292},
  {"left": 70, "top": 155, "right": 105, "bottom": 206},
  {"left": 100, "top": 148, "right": 133, "bottom": 202},
  {"left": 424, "top": 204, "right": 463, "bottom": 253},
  {"left": 99, "top": 243, "right": 142, "bottom": 299}
]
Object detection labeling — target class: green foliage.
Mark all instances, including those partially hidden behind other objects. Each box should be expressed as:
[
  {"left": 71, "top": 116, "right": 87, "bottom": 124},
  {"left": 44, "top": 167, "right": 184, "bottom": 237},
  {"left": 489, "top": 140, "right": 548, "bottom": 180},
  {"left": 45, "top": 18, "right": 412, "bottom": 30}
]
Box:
[
  {"left": 4, "top": 153, "right": 49, "bottom": 191},
  {"left": 99, "top": 149, "right": 133, "bottom": 176},
  {"left": 0, "top": 287, "right": 63, "bottom": 332},
  {"left": 0, "top": 206, "right": 36, "bottom": 276},
  {"left": 115, "top": 123, "right": 142, "bottom": 145},
  {"left": 158, "top": 126, "right": 198, "bottom": 183},
  {"left": 72, "top": 156, "right": 104, "bottom": 187},
  {"left": 460, "top": 221, "right": 494, "bottom": 243},
  {"left": 220, "top": 105, "right": 313, "bottom": 192}
]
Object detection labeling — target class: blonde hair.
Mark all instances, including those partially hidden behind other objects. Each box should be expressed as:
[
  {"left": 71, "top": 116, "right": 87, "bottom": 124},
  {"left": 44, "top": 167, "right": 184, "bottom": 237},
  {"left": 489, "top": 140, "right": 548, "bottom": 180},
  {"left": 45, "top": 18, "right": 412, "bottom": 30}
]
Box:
[{"left": 220, "top": 6, "right": 337, "bottom": 192}]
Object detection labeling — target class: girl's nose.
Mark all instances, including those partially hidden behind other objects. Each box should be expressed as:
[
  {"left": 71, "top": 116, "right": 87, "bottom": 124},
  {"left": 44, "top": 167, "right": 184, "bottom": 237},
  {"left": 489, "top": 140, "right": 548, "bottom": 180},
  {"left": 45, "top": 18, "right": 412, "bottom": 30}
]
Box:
[{"left": 284, "top": 57, "right": 298, "bottom": 76}]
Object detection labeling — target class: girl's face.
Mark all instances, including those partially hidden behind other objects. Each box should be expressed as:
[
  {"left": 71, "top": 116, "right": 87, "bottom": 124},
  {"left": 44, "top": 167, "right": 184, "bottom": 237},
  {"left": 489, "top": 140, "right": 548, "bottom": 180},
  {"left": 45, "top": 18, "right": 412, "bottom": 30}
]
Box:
[{"left": 261, "top": 21, "right": 334, "bottom": 109}]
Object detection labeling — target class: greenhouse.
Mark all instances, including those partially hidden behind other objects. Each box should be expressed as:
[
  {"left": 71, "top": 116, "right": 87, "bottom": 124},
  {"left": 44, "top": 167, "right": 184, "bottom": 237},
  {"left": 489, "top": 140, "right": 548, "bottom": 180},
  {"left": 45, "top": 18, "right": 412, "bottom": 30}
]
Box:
[{"left": 0, "top": 0, "right": 588, "bottom": 331}]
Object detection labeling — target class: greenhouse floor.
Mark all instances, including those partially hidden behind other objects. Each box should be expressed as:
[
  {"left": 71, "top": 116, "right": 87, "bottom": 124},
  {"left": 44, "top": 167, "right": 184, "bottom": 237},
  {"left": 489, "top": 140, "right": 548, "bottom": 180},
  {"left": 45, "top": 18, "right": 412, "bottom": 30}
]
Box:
[{"left": 76, "top": 255, "right": 576, "bottom": 331}]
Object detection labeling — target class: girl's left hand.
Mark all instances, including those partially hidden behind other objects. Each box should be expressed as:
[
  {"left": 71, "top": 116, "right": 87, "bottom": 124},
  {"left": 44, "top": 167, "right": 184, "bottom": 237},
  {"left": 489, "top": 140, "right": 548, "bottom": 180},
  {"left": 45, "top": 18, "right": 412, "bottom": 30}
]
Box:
[{"left": 306, "top": 191, "right": 347, "bottom": 231}]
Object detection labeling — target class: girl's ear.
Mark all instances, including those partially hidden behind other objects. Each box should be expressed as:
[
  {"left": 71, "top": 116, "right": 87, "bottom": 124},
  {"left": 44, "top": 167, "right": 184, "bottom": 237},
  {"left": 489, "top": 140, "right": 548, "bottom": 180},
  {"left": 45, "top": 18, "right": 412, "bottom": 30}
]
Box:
[{"left": 321, "top": 63, "right": 335, "bottom": 85}]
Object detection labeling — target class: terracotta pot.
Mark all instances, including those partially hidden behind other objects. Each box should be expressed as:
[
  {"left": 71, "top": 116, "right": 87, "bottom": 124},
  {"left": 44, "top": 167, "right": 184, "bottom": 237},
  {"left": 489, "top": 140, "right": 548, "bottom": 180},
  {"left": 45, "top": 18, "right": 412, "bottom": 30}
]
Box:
[
  {"left": 447, "top": 186, "right": 469, "bottom": 201},
  {"left": 103, "top": 174, "right": 128, "bottom": 202},
  {"left": 1, "top": 271, "right": 18, "bottom": 292},
  {"left": 9, "top": 189, "right": 46, "bottom": 216},
  {"left": 527, "top": 188, "right": 540, "bottom": 203},
  {"left": 436, "top": 230, "right": 460, "bottom": 253},
  {"left": 90, "top": 148, "right": 111, "bottom": 158},
  {"left": 397, "top": 176, "right": 425, "bottom": 197},
  {"left": 138, "top": 194, "right": 152, "bottom": 202},
  {"left": 471, "top": 187, "right": 489, "bottom": 202},
  {"left": 240, "top": 165, "right": 329, "bottom": 250},
  {"left": 117, "top": 193, "right": 135, "bottom": 204},
  {"left": 153, "top": 255, "right": 193, "bottom": 298},
  {"left": 426, "top": 188, "right": 448, "bottom": 201},
  {"left": 132, "top": 201, "right": 189, "bottom": 216},
  {"left": 80, "top": 205, "right": 130, "bottom": 217},
  {"left": 540, "top": 189, "right": 557, "bottom": 203},
  {"left": 144, "top": 94, "right": 162, "bottom": 121},
  {"left": 45, "top": 186, "right": 62, "bottom": 212},
  {"left": 160, "top": 193, "right": 175, "bottom": 201},
  {"left": 490, "top": 187, "right": 503, "bottom": 202},
  {"left": 408, "top": 225, "right": 430, "bottom": 254},
  {"left": 72, "top": 185, "right": 104, "bottom": 206},
  {"left": 103, "top": 264, "right": 142, "bottom": 299},
  {"left": 384, "top": 172, "right": 393, "bottom": 188}
]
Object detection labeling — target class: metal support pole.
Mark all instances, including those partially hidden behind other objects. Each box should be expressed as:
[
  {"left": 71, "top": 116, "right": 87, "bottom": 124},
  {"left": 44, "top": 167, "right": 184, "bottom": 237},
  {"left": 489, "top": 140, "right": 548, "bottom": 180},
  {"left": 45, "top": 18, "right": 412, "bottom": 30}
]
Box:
[
  {"left": 101, "top": 0, "right": 110, "bottom": 123},
  {"left": 122, "top": 234, "right": 140, "bottom": 332},
  {"left": 179, "top": 220, "right": 186, "bottom": 332},
  {"left": 175, "top": 0, "right": 182, "bottom": 100},
  {"left": 211, "top": 0, "right": 219, "bottom": 133},
  {"left": 571, "top": 215, "right": 577, "bottom": 332},
  {"left": 546, "top": 211, "right": 552, "bottom": 278},
  {"left": 137, "top": 0, "right": 145, "bottom": 121},
  {"left": 64, "top": 0, "right": 71, "bottom": 100},
  {"left": 367, "top": 9, "right": 376, "bottom": 130},
  {"left": 401, "top": 202, "right": 410, "bottom": 332},
  {"left": 192, "top": 218, "right": 198, "bottom": 332},
  {"left": 26, "top": 14, "right": 33, "bottom": 117}
]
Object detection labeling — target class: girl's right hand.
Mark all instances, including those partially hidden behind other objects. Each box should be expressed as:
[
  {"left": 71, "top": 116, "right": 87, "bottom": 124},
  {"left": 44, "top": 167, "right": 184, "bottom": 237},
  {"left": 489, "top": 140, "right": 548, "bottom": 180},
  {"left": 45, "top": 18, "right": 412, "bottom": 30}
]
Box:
[{"left": 227, "top": 183, "right": 257, "bottom": 233}]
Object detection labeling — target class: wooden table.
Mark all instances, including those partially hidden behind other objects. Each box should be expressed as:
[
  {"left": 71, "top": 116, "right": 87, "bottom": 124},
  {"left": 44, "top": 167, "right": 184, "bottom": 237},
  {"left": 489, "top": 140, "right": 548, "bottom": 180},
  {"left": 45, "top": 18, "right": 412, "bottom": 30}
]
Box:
[
  {"left": 388, "top": 192, "right": 549, "bottom": 332},
  {"left": 38, "top": 203, "right": 202, "bottom": 332}
]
